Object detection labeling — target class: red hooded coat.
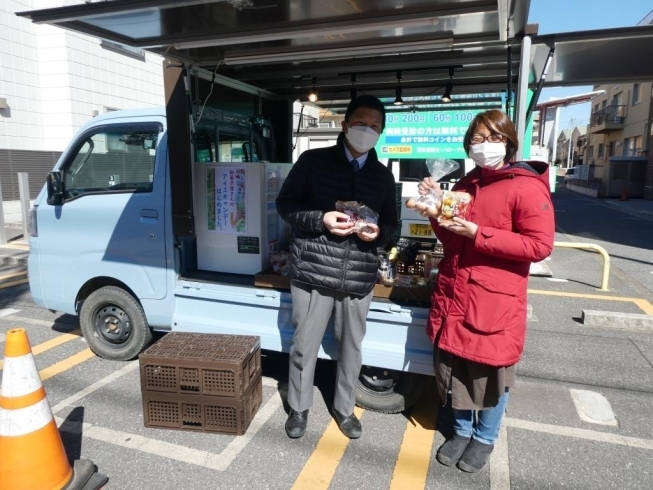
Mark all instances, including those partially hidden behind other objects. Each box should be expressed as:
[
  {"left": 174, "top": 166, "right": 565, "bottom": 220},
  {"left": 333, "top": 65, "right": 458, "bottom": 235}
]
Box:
[{"left": 427, "top": 160, "right": 555, "bottom": 367}]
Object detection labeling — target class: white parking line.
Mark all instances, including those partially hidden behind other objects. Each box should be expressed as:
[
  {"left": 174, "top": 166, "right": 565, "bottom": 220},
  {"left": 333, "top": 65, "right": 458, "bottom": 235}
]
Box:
[
  {"left": 570, "top": 389, "right": 618, "bottom": 426},
  {"left": 51, "top": 362, "right": 139, "bottom": 414},
  {"left": 0, "top": 308, "right": 20, "bottom": 318},
  {"left": 490, "top": 424, "right": 510, "bottom": 490},
  {"left": 505, "top": 418, "right": 653, "bottom": 450},
  {"left": 56, "top": 389, "right": 283, "bottom": 472},
  {"left": 52, "top": 364, "right": 283, "bottom": 471},
  {"left": 210, "top": 392, "right": 283, "bottom": 471}
]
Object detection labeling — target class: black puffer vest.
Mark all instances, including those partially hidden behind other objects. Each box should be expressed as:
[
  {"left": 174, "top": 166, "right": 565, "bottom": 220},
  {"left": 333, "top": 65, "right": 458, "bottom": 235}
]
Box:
[{"left": 276, "top": 134, "right": 398, "bottom": 296}]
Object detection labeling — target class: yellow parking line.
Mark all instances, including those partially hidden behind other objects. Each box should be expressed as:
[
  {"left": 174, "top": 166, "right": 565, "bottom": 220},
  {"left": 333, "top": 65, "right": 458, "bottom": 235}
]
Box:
[
  {"left": 528, "top": 289, "right": 653, "bottom": 315},
  {"left": 390, "top": 402, "right": 437, "bottom": 490},
  {"left": 39, "top": 348, "right": 96, "bottom": 381},
  {"left": 0, "top": 270, "right": 27, "bottom": 281},
  {"left": 292, "top": 407, "right": 365, "bottom": 490},
  {"left": 0, "top": 330, "right": 82, "bottom": 370},
  {"left": 0, "top": 278, "right": 29, "bottom": 289},
  {"left": 632, "top": 299, "right": 653, "bottom": 315}
]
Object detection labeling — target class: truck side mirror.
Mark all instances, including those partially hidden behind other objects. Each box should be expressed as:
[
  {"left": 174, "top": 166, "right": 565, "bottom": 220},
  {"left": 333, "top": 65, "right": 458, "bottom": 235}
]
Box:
[{"left": 46, "top": 171, "right": 64, "bottom": 205}]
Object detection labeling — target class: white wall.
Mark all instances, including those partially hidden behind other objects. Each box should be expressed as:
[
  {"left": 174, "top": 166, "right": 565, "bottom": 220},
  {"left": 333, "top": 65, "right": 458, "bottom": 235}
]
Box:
[{"left": 0, "top": 0, "right": 165, "bottom": 152}]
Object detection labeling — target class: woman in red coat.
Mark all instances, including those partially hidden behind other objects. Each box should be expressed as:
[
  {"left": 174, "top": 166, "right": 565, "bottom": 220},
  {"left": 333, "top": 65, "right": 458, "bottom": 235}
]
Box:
[{"left": 417, "top": 110, "right": 555, "bottom": 473}]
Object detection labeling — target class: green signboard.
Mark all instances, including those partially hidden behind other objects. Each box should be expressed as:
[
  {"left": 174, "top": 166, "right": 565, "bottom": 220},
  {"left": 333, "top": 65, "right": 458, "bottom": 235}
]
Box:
[
  {"left": 376, "top": 92, "right": 533, "bottom": 160},
  {"left": 376, "top": 110, "right": 484, "bottom": 159}
]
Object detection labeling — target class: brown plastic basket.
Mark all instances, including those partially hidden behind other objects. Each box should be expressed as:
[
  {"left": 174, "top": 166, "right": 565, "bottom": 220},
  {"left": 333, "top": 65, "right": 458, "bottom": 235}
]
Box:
[
  {"left": 139, "top": 333, "right": 261, "bottom": 398},
  {"left": 142, "top": 377, "right": 263, "bottom": 435}
]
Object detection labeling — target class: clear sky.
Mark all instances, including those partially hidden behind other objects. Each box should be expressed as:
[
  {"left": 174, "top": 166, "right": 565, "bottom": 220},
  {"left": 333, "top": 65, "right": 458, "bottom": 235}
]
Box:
[{"left": 528, "top": 0, "right": 652, "bottom": 131}]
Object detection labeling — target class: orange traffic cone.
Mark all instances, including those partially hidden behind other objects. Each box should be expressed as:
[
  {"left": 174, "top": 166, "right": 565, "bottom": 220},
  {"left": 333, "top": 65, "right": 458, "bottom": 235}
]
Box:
[
  {"left": 621, "top": 185, "right": 629, "bottom": 201},
  {"left": 0, "top": 329, "right": 108, "bottom": 490}
]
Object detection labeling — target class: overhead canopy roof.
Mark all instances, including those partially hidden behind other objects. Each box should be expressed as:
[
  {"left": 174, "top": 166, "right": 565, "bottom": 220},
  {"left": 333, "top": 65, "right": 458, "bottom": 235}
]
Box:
[
  {"left": 15, "top": 0, "right": 653, "bottom": 111},
  {"left": 535, "top": 90, "right": 605, "bottom": 110}
]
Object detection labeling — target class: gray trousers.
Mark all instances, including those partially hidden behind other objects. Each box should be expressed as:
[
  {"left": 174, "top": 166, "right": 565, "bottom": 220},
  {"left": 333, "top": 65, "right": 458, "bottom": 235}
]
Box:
[{"left": 288, "top": 280, "right": 374, "bottom": 415}]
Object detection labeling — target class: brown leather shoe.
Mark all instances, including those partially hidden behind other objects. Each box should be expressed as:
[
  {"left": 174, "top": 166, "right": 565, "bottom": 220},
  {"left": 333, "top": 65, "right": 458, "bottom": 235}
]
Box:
[
  {"left": 285, "top": 409, "right": 308, "bottom": 439},
  {"left": 333, "top": 409, "right": 362, "bottom": 439}
]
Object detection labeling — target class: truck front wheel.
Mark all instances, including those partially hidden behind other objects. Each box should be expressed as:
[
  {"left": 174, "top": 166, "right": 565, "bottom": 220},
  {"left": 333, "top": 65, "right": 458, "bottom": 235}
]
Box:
[
  {"left": 355, "top": 367, "right": 429, "bottom": 414},
  {"left": 79, "top": 286, "right": 152, "bottom": 361}
]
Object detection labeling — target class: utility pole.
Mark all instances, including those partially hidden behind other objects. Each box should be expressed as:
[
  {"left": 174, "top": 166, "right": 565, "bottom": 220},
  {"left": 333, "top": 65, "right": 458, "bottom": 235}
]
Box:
[{"left": 566, "top": 117, "right": 576, "bottom": 168}]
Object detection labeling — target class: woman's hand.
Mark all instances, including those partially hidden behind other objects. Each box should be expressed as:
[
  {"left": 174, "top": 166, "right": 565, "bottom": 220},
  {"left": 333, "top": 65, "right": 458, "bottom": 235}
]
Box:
[
  {"left": 323, "top": 211, "right": 355, "bottom": 236},
  {"left": 417, "top": 177, "right": 442, "bottom": 197},
  {"left": 439, "top": 217, "right": 478, "bottom": 239}
]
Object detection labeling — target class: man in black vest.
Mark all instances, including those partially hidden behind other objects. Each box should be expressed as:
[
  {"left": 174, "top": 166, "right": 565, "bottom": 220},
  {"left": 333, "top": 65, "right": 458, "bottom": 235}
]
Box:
[{"left": 276, "top": 95, "right": 398, "bottom": 439}]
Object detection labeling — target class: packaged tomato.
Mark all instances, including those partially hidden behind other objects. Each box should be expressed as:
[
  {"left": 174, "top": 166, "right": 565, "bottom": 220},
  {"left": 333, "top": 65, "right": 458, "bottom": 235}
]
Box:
[
  {"left": 404, "top": 159, "right": 460, "bottom": 217},
  {"left": 437, "top": 191, "right": 472, "bottom": 222}
]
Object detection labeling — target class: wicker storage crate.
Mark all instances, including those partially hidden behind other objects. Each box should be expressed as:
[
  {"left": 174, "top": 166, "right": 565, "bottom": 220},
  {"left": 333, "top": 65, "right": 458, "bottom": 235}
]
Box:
[
  {"left": 139, "top": 333, "right": 261, "bottom": 399},
  {"left": 142, "top": 377, "right": 263, "bottom": 435}
]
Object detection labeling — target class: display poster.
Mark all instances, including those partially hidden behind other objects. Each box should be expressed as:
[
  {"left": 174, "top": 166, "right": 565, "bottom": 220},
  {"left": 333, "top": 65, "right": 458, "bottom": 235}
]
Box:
[{"left": 206, "top": 166, "right": 247, "bottom": 233}]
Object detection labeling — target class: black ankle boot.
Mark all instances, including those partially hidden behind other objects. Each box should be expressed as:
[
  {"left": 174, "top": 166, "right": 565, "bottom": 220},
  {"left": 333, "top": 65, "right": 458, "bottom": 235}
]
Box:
[
  {"left": 458, "top": 438, "right": 494, "bottom": 473},
  {"left": 285, "top": 409, "right": 309, "bottom": 439},
  {"left": 436, "top": 434, "right": 471, "bottom": 466}
]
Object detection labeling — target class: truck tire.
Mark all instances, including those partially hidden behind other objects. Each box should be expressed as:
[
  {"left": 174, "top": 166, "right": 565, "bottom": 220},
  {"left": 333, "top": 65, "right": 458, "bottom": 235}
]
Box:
[
  {"left": 79, "top": 286, "right": 153, "bottom": 361},
  {"left": 355, "top": 368, "right": 428, "bottom": 414}
]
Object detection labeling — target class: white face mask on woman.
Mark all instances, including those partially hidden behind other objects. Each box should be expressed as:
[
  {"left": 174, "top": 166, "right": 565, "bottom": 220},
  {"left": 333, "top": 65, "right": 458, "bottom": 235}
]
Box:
[
  {"left": 345, "top": 125, "right": 380, "bottom": 153},
  {"left": 469, "top": 142, "right": 507, "bottom": 169}
]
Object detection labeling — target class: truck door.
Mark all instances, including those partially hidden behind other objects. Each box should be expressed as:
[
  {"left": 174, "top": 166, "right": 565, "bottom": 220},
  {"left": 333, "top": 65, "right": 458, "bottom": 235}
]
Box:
[{"left": 35, "top": 119, "right": 168, "bottom": 313}]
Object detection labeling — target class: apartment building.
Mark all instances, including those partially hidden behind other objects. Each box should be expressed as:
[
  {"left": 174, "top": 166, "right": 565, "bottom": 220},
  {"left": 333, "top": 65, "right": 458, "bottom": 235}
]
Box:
[
  {"left": 582, "top": 10, "right": 653, "bottom": 199},
  {"left": 584, "top": 82, "right": 652, "bottom": 198},
  {"left": 0, "top": 0, "right": 165, "bottom": 200}
]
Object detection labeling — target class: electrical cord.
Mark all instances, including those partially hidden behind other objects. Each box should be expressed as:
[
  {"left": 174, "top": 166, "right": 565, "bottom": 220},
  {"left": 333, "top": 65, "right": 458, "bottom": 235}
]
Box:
[{"left": 195, "top": 60, "right": 223, "bottom": 127}]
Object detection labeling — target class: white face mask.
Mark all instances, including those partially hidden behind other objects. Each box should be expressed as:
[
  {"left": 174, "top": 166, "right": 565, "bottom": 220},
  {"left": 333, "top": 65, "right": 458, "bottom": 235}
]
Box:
[
  {"left": 469, "top": 142, "right": 507, "bottom": 169},
  {"left": 345, "top": 125, "right": 380, "bottom": 153}
]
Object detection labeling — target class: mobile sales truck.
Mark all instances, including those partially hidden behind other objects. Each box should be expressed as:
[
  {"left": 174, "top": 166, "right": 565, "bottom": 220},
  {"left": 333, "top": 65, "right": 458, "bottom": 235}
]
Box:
[{"left": 18, "top": 1, "right": 653, "bottom": 412}]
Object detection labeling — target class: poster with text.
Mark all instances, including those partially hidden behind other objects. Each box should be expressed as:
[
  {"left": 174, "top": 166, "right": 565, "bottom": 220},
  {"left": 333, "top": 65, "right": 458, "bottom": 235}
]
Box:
[{"left": 208, "top": 166, "right": 247, "bottom": 233}]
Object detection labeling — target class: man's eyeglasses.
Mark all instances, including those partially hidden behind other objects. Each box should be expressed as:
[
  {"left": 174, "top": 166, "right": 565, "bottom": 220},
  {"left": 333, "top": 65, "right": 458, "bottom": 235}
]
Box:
[{"left": 470, "top": 134, "right": 504, "bottom": 144}]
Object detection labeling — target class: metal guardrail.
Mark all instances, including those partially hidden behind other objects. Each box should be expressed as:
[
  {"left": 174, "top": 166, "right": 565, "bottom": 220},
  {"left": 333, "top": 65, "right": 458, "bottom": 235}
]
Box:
[{"left": 554, "top": 241, "right": 610, "bottom": 291}]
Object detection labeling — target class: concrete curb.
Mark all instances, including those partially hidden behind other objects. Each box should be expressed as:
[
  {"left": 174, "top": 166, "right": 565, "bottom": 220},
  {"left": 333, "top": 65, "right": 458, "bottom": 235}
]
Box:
[
  {"left": 529, "top": 260, "right": 553, "bottom": 277},
  {"left": 582, "top": 309, "right": 653, "bottom": 331}
]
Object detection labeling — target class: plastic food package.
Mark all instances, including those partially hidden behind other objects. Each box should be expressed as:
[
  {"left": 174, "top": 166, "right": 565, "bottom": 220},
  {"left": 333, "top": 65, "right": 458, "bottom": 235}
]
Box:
[
  {"left": 437, "top": 191, "right": 472, "bottom": 222},
  {"left": 336, "top": 200, "right": 379, "bottom": 233},
  {"left": 270, "top": 251, "right": 291, "bottom": 276},
  {"left": 404, "top": 159, "right": 460, "bottom": 216}
]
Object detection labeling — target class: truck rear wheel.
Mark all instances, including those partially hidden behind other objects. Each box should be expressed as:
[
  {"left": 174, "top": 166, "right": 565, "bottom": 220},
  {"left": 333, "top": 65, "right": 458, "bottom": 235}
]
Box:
[
  {"left": 79, "top": 286, "right": 152, "bottom": 361},
  {"left": 355, "top": 367, "right": 428, "bottom": 414}
]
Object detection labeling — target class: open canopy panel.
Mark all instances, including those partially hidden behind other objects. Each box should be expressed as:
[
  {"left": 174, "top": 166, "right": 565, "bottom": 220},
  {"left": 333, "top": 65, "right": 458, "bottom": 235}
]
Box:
[
  {"left": 17, "top": 0, "right": 530, "bottom": 108},
  {"left": 15, "top": 0, "right": 653, "bottom": 110},
  {"left": 530, "top": 26, "right": 653, "bottom": 87}
]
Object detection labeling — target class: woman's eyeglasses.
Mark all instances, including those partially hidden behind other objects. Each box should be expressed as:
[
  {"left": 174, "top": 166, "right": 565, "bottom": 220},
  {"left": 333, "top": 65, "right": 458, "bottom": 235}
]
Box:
[{"left": 470, "top": 134, "right": 504, "bottom": 144}]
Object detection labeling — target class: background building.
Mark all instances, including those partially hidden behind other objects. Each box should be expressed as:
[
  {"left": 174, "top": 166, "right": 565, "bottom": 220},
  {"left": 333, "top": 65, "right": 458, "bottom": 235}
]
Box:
[
  {"left": 0, "top": 0, "right": 165, "bottom": 200},
  {"left": 584, "top": 82, "right": 652, "bottom": 198}
]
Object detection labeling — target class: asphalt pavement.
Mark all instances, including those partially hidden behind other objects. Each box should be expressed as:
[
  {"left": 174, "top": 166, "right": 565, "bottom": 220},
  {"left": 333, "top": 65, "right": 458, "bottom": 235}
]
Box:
[{"left": 1, "top": 188, "right": 653, "bottom": 489}]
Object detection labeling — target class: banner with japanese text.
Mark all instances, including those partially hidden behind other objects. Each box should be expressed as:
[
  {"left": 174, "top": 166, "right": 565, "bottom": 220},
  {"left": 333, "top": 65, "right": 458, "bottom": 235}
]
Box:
[{"left": 206, "top": 166, "right": 247, "bottom": 234}]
